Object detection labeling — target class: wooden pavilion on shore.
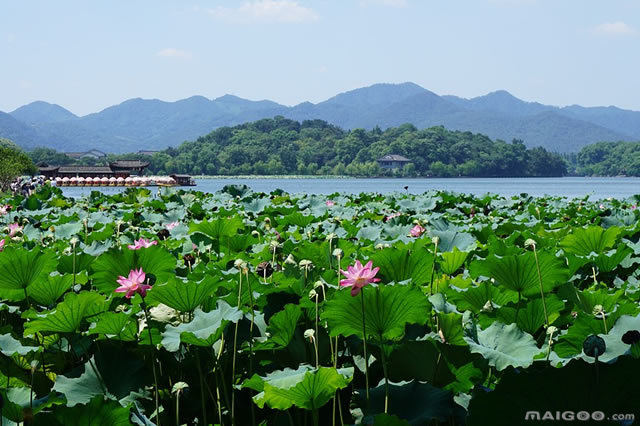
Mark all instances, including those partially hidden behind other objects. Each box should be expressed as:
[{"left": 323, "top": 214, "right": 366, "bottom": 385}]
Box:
[{"left": 38, "top": 161, "right": 149, "bottom": 179}]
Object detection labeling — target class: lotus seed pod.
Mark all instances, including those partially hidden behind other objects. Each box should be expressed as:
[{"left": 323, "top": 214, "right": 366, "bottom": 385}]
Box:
[
  {"left": 309, "top": 289, "right": 317, "bottom": 299},
  {"left": 314, "top": 280, "right": 324, "bottom": 289},
  {"left": 256, "top": 261, "right": 273, "bottom": 278},
  {"left": 432, "top": 236, "right": 439, "bottom": 245},
  {"left": 622, "top": 330, "right": 640, "bottom": 345},
  {"left": 592, "top": 304, "right": 604, "bottom": 316},
  {"left": 332, "top": 248, "right": 343, "bottom": 258},
  {"left": 524, "top": 238, "right": 536, "bottom": 248},
  {"left": 304, "top": 329, "right": 315, "bottom": 342},
  {"left": 326, "top": 232, "right": 337, "bottom": 241},
  {"left": 171, "top": 381, "right": 189, "bottom": 394},
  {"left": 375, "top": 243, "right": 384, "bottom": 250},
  {"left": 69, "top": 237, "right": 78, "bottom": 246},
  {"left": 583, "top": 334, "right": 606, "bottom": 358},
  {"left": 546, "top": 326, "right": 558, "bottom": 336},
  {"left": 299, "top": 259, "right": 313, "bottom": 268},
  {"left": 251, "top": 230, "right": 260, "bottom": 237},
  {"left": 284, "top": 254, "right": 297, "bottom": 265}
]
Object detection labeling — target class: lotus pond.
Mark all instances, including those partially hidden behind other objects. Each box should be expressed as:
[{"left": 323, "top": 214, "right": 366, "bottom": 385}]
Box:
[{"left": 1, "top": 185, "right": 639, "bottom": 425}]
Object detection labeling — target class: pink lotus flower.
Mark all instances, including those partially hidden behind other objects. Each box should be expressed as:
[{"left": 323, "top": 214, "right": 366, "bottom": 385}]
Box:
[
  {"left": 0, "top": 239, "right": 5, "bottom": 252},
  {"left": 326, "top": 200, "right": 335, "bottom": 207},
  {"left": 0, "top": 205, "right": 9, "bottom": 216},
  {"left": 631, "top": 204, "right": 637, "bottom": 211},
  {"left": 166, "top": 222, "right": 179, "bottom": 230},
  {"left": 115, "top": 268, "right": 151, "bottom": 298},
  {"left": 8, "top": 223, "right": 22, "bottom": 237},
  {"left": 409, "top": 224, "right": 425, "bottom": 237},
  {"left": 128, "top": 238, "right": 158, "bottom": 250},
  {"left": 340, "top": 260, "right": 381, "bottom": 297}
]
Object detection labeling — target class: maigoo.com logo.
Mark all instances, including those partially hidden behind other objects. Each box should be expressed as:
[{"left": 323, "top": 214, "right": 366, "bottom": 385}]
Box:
[{"left": 525, "top": 411, "right": 635, "bottom": 422}]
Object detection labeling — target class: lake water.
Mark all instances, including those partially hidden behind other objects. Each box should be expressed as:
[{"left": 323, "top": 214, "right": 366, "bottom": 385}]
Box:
[{"left": 60, "top": 177, "right": 640, "bottom": 200}]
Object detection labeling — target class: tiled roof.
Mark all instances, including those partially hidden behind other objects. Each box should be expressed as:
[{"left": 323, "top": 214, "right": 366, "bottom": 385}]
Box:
[
  {"left": 377, "top": 154, "right": 410, "bottom": 162},
  {"left": 58, "top": 166, "right": 114, "bottom": 174},
  {"left": 110, "top": 160, "right": 150, "bottom": 168}
]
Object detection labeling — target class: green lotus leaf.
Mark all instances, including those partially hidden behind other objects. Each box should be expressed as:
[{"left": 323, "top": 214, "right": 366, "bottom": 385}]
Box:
[
  {"left": 439, "top": 248, "right": 469, "bottom": 275},
  {"left": 430, "top": 229, "right": 476, "bottom": 252},
  {"left": 496, "top": 295, "right": 565, "bottom": 334},
  {"left": 372, "top": 414, "right": 410, "bottom": 426},
  {"left": 37, "top": 395, "right": 132, "bottom": 426},
  {"left": 260, "top": 303, "right": 302, "bottom": 349},
  {"left": 0, "top": 246, "right": 57, "bottom": 301},
  {"left": 0, "top": 333, "right": 40, "bottom": 356},
  {"left": 161, "top": 301, "right": 242, "bottom": 352},
  {"left": 478, "top": 251, "right": 568, "bottom": 296},
  {"left": 54, "top": 222, "right": 84, "bottom": 240},
  {"left": 27, "top": 273, "right": 74, "bottom": 306},
  {"left": 437, "top": 312, "right": 467, "bottom": 346},
  {"left": 322, "top": 285, "right": 429, "bottom": 340},
  {"left": 387, "top": 340, "right": 455, "bottom": 385},
  {"left": 87, "top": 312, "right": 138, "bottom": 342},
  {"left": 593, "top": 246, "right": 633, "bottom": 272},
  {"left": 369, "top": 247, "right": 434, "bottom": 285},
  {"left": 559, "top": 225, "right": 620, "bottom": 257},
  {"left": 53, "top": 357, "right": 114, "bottom": 407},
  {"left": 356, "top": 224, "right": 382, "bottom": 242},
  {"left": 57, "top": 252, "right": 95, "bottom": 275},
  {"left": 0, "top": 388, "right": 63, "bottom": 423},
  {"left": 449, "top": 281, "right": 517, "bottom": 313},
  {"left": 146, "top": 276, "right": 218, "bottom": 313},
  {"left": 24, "top": 291, "right": 107, "bottom": 336},
  {"left": 464, "top": 322, "right": 542, "bottom": 371},
  {"left": 253, "top": 366, "right": 352, "bottom": 411},
  {"left": 90, "top": 246, "right": 176, "bottom": 294},
  {"left": 189, "top": 216, "right": 244, "bottom": 240}
]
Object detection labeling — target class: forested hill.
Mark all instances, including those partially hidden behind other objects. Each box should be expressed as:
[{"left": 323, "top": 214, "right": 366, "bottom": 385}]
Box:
[
  {"left": 573, "top": 141, "right": 640, "bottom": 176},
  {"left": 117, "top": 117, "right": 567, "bottom": 177}
]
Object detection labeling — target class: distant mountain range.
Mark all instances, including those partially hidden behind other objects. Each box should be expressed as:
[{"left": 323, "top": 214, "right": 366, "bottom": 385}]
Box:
[{"left": 2, "top": 83, "right": 638, "bottom": 153}]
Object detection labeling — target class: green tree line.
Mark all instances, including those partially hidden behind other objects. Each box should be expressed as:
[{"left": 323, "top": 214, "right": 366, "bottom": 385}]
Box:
[
  {"left": 572, "top": 141, "right": 640, "bottom": 176},
  {"left": 29, "top": 117, "right": 568, "bottom": 177}
]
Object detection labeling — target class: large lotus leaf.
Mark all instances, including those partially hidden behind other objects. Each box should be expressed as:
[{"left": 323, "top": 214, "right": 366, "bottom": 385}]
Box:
[
  {"left": 356, "top": 224, "right": 382, "bottom": 242},
  {"left": 467, "top": 358, "right": 640, "bottom": 426},
  {"left": 477, "top": 251, "right": 568, "bottom": 296},
  {"left": 24, "top": 291, "right": 107, "bottom": 336},
  {"left": 0, "top": 247, "right": 57, "bottom": 301},
  {"left": 146, "top": 276, "right": 217, "bottom": 312},
  {"left": 189, "top": 216, "right": 244, "bottom": 240},
  {"left": 387, "top": 340, "right": 456, "bottom": 385},
  {"left": 450, "top": 281, "right": 517, "bottom": 313},
  {"left": 430, "top": 229, "right": 476, "bottom": 252},
  {"left": 37, "top": 395, "right": 132, "bottom": 426},
  {"left": 27, "top": 273, "right": 73, "bottom": 306},
  {"left": 322, "top": 285, "right": 429, "bottom": 340},
  {"left": 90, "top": 246, "right": 176, "bottom": 294},
  {"left": 53, "top": 357, "right": 113, "bottom": 407},
  {"left": 355, "top": 380, "right": 465, "bottom": 425},
  {"left": 1, "top": 389, "right": 63, "bottom": 423},
  {"left": 58, "top": 253, "right": 95, "bottom": 275},
  {"left": 559, "top": 225, "right": 620, "bottom": 257},
  {"left": 54, "top": 221, "right": 84, "bottom": 240},
  {"left": 0, "top": 333, "right": 40, "bottom": 356},
  {"left": 87, "top": 312, "right": 138, "bottom": 342},
  {"left": 593, "top": 246, "right": 633, "bottom": 273},
  {"left": 81, "top": 240, "right": 114, "bottom": 257},
  {"left": 597, "top": 314, "right": 640, "bottom": 362},
  {"left": 496, "top": 295, "right": 565, "bottom": 334},
  {"left": 438, "top": 248, "right": 469, "bottom": 276},
  {"left": 464, "top": 322, "right": 542, "bottom": 371},
  {"left": 437, "top": 312, "right": 467, "bottom": 345},
  {"left": 161, "top": 301, "right": 242, "bottom": 352},
  {"left": 253, "top": 366, "right": 352, "bottom": 411},
  {"left": 259, "top": 303, "right": 302, "bottom": 349},
  {"left": 370, "top": 247, "right": 434, "bottom": 285}
]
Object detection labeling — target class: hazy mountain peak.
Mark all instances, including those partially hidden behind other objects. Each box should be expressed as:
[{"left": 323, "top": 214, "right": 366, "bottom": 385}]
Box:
[
  {"left": 10, "top": 101, "right": 77, "bottom": 123},
  {"left": 320, "top": 82, "right": 428, "bottom": 107}
]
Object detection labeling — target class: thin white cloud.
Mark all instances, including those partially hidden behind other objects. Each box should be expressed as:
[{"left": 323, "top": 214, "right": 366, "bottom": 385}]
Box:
[
  {"left": 595, "top": 21, "right": 637, "bottom": 36},
  {"left": 157, "top": 48, "right": 192, "bottom": 58},
  {"left": 208, "top": 0, "right": 318, "bottom": 24},
  {"left": 360, "top": 0, "right": 408, "bottom": 7}
]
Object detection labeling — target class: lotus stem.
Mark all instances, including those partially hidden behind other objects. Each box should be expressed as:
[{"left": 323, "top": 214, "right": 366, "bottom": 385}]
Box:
[
  {"left": 592, "top": 266, "right": 598, "bottom": 287},
  {"left": 360, "top": 290, "right": 370, "bottom": 405},
  {"left": 515, "top": 291, "right": 522, "bottom": 325},
  {"left": 141, "top": 302, "right": 161, "bottom": 426},
  {"left": 379, "top": 332, "right": 390, "bottom": 414},
  {"left": 175, "top": 389, "right": 181, "bottom": 426},
  {"left": 429, "top": 238, "right": 439, "bottom": 295},
  {"left": 195, "top": 350, "right": 207, "bottom": 426},
  {"left": 314, "top": 292, "right": 319, "bottom": 366},
  {"left": 245, "top": 268, "right": 256, "bottom": 426},
  {"left": 231, "top": 269, "right": 243, "bottom": 425},
  {"left": 531, "top": 244, "right": 549, "bottom": 328}
]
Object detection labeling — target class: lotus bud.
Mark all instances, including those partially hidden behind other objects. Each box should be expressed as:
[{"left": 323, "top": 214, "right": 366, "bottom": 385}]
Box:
[
  {"left": 524, "top": 238, "right": 536, "bottom": 249},
  {"left": 299, "top": 259, "right": 313, "bottom": 268},
  {"left": 284, "top": 254, "right": 297, "bottom": 265},
  {"left": 332, "top": 248, "right": 343, "bottom": 258},
  {"left": 592, "top": 304, "right": 604, "bottom": 317},
  {"left": 304, "top": 329, "right": 315, "bottom": 343}
]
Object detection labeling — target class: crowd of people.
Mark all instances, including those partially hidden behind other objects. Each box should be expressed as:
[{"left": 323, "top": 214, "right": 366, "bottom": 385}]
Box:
[{"left": 10, "top": 176, "right": 47, "bottom": 197}]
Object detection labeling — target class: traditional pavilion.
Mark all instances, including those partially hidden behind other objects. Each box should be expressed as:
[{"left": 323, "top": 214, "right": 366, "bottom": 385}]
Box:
[{"left": 38, "top": 160, "right": 149, "bottom": 179}]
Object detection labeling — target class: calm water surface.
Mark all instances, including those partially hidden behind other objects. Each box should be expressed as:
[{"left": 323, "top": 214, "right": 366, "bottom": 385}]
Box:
[{"left": 61, "top": 177, "right": 640, "bottom": 200}]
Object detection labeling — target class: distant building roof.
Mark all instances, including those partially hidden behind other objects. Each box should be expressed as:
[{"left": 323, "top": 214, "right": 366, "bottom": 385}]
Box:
[
  {"left": 38, "top": 165, "right": 60, "bottom": 172},
  {"left": 377, "top": 154, "right": 410, "bottom": 162},
  {"left": 64, "top": 150, "right": 107, "bottom": 159},
  {"left": 110, "top": 160, "right": 150, "bottom": 168},
  {"left": 58, "top": 166, "right": 114, "bottom": 174}
]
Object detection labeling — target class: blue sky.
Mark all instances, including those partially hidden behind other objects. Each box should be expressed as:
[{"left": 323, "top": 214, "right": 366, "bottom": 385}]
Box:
[{"left": 1, "top": 0, "right": 639, "bottom": 115}]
